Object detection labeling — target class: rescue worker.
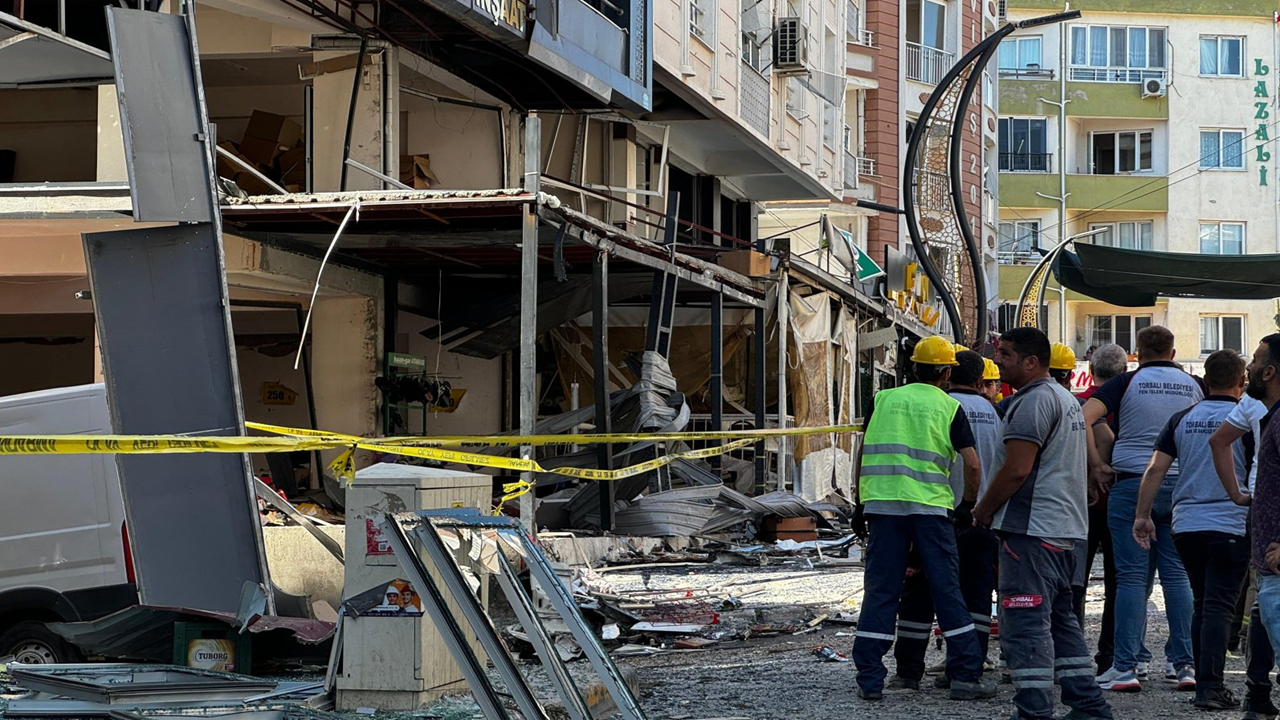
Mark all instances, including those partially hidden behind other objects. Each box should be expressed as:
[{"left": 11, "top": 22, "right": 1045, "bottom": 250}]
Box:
[
  {"left": 1132, "top": 349, "right": 1252, "bottom": 710},
  {"left": 1050, "top": 343, "right": 1077, "bottom": 392},
  {"left": 983, "top": 358, "right": 1004, "bottom": 404},
  {"left": 852, "top": 336, "right": 996, "bottom": 702},
  {"left": 889, "top": 350, "right": 1003, "bottom": 690},
  {"left": 974, "top": 327, "right": 1114, "bottom": 720},
  {"left": 1084, "top": 326, "right": 1199, "bottom": 692}
]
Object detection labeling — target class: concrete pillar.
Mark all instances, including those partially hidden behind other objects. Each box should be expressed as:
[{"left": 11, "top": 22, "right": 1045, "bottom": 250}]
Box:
[
  {"left": 311, "top": 295, "right": 381, "bottom": 466},
  {"left": 97, "top": 86, "right": 127, "bottom": 182},
  {"left": 311, "top": 49, "right": 389, "bottom": 192}
]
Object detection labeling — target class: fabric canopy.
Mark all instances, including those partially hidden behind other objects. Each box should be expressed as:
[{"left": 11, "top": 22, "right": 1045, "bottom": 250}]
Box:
[{"left": 1053, "top": 243, "right": 1280, "bottom": 307}]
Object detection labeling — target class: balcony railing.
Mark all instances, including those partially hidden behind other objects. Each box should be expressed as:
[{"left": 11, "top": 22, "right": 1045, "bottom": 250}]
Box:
[
  {"left": 998, "top": 66, "right": 1055, "bottom": 80},
  {"left": 1068, "top": 67, "right": 1167, "bottom": 84},
  {"left": 998, "top": 250, "right": 1041, "bottom": 265},
  {"left": 1000, "top": 153, "right": 1052, "bottom": 173},
  {"left": 855, "top": 155, "right": 876, "bottom": 176},
  {"left": 907, "top": 42, "right": 954, "bottom": 85}
]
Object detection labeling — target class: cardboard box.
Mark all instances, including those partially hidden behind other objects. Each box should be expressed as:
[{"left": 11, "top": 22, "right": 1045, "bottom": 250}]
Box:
[
  {"left": 234, "top": 171, "right": 279, "bottom": 197},
  {"left": 758, "top": 516, "right": 817, "bottom": 543},
  {"left": 245, "top": 110, "right": 304, "bottom": 150},
  {"left": 278, "top": 146, "right": 306, "bottom": 186},
  {"left": 719, "top": 250, "right": 770, "bottom": 277},
  {"left": 214, "top": 141, "right": 252, "bottom": 179},
  {"left": 239, "top": 135, "right": 287, "bottom": 166},
  {"left": 399, "top": 154, "right": 440, "bottom": 189}
]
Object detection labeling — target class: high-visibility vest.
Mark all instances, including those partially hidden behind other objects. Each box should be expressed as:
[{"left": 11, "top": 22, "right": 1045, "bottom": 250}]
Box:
[{"left": 859, "top": 382, "right": 960, "bottom": 509}]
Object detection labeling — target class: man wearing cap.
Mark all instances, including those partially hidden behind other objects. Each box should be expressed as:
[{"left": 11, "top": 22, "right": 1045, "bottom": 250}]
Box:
[
  {"left": 983, "top": 358, "right": 1004, "bottom": 404},
  {"left": 853, "top": 336, "right": 996, "bottom": 702}
]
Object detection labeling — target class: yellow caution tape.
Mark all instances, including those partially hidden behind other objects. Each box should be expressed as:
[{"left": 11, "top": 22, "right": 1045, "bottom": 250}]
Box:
[
  {"left": 248, "top": 421, "right": 862, "bottom": 447},
  {"left": 0, "top": 425, "right": 859, "bottom": 496}
]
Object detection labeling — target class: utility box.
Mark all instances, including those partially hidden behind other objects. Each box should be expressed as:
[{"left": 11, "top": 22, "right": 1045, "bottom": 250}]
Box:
[{"left": 337, "top": 463, "right": 492, "bottom": 711}]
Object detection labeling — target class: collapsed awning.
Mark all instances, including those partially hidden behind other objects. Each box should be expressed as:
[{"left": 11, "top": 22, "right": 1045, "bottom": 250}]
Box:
[
  {"left": 0, "top": 11, "right": 114, "bottom": 87},
  {"left": 1053, "top": 243, "right": 1280, "bottom": 307}
]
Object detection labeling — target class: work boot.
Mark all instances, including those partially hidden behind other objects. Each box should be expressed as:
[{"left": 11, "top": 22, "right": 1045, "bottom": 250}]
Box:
[
  {"left": 950, "top": 678, "right": 998, "bottom": 700},
  {"left": 1194, "top": 687, "right": 1240, "bottom": 711},
  {"left": 933, "top": 673, "right": 951, "bottom": 689},
  {"left": 858, "top": 687, "right": 883, "bottom": 702},
  {"left": 887, "top": 676, "right": 920, "bottom": 691},
  {"left": 1244, "top": 693, "right": 1280, "bottom": 720},
  {"left": 1056, "top": 710, "right": 1113, "bottom": 720}
]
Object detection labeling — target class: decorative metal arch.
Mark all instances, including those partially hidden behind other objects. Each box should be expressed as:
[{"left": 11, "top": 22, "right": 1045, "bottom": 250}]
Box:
[{"left": 903, "top": 10, "right": 1080, "bottom": 346}]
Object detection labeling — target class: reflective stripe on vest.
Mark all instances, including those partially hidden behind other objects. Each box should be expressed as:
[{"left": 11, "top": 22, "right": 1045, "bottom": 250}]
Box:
[{"left": 860, "top": 383, "right": 960, "bottom": 509}]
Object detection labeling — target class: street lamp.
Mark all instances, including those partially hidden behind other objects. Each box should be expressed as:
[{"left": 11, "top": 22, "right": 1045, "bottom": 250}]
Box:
[{"left": 1015, "top": 226, "right": 1109, "bottom": 341}]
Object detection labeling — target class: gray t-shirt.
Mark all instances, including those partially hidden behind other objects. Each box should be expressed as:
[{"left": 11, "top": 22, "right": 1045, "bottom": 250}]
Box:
[
  {"left": 990, "top": 377, "right": 1090, "bottom": 541},
  {"left": 1156, "top": 397, "right": 1251, "bottom": 536},
  {"left": 1090, "top": 362, "right": 1204, "bottom": 476},
  {"left": 948, "top": 389, "right": 1003, "bottom": 506}
]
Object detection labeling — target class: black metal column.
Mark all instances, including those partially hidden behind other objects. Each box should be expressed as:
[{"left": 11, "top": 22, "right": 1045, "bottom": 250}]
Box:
[{"left": 593, "top": 252, "right": 614, "bottom": 531}]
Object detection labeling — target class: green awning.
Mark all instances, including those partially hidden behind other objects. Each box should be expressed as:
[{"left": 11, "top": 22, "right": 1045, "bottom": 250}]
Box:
[{"left": 1053, "top": 243, "right": 1280, "bottom": 307}]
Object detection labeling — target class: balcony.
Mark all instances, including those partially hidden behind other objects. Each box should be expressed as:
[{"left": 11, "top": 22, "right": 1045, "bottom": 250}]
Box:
[
  {"left": 999, "top": 172, "right": 1168, "bottom": 212},
  {"left": 1067, "top": 67, "right": 1168, "bottom": 84},
  {"left": 843, "top": 153, "right": 876, "bottom": 189},
  {"left": 845, "top": 4, "right": 874, "bottom": 46},
  {"left": 998, "top": 250, "right": 1041, "bottom": 265},
  {"left": 907, "top": 42, "right": 954, "bottom": 85},
  {"left": 1000, "top": 152, "right": 1052, "bottom": 173},
  {"left": 998, "top": 66, "right": 1055, "bottom": 80}
]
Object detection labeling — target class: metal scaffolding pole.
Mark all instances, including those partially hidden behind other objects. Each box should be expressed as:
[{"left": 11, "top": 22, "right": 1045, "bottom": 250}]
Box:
[
  {"left": 593, "top": 252, "right": 614, "bottom": 530},
  {"left": 519, "top": 114, "right": 541, "bottom": 524}
]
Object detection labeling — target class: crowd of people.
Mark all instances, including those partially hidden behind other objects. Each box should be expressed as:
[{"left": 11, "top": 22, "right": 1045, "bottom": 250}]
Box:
[{"left": 852, "top": 324, "right": 1280, "bottom": 720}]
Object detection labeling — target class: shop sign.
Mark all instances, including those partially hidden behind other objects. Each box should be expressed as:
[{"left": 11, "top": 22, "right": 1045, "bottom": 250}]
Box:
[
  {"left": 1253, "top": 58, "right": 1272, "bottom": 186},
  {"left": 452, "top": 0, "right": 527, "bottom": 35}
]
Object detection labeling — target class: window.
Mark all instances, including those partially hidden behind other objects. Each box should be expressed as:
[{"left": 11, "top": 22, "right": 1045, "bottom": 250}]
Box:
[
  {"left": 690, "top": 0, "right": 711, "bottom": 40},
  {"left": 1088, "top": 314, "right": 1152, "bottom": 353},
  {"left": 1089, "top": 221, "right": 1153, "bottom": 250},
  {"left": 1069, "top": 25, "right": 1166, "bottom": 82},
  {"left": 1199, "top": 129, "right": 1245, "bottom": 170},
  {"left": 1200, "top": 36, "right": 1244, "bottom": 77},
  {"left": 1199, "top": 221, "right": 1245, "bottom": 255},
  {"left": 998, "top": 118, "right": 1049, "bottom": 171},
  {"left": 1201, "top": 315, "right": 1245, "bottom": 354},
  {"left": 1089, "top": 130, "right": 1153, "bottom": 174},
  {"left": 786, "top": 76, "right": 804, "bottom": 117},
  {"left": 998, "top": 36, "right": 1045, "bottom": 76},
  {"left": 741, "top": 31, "right": 768, "bottom": 73},
  {"left": 998, "top": 220, "right": 1040, "bottom": 254},
  {"left": 906, "top": 0, "right": 947, "bottom": 50}
]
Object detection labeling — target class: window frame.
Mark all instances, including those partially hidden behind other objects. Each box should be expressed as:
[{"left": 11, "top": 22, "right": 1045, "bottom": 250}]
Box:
[
  {"left": 1086, "top": 313, "right": 1153, "bottom": 354},
  {"left": 1199, "top": 128, "right": 1246, "bottom": 171},
  {"left": 1088, "top": 220, "right": 1154, "bottom": 250},
  {"left": 1088, "top": 129, "right": 1154, "bottom": 174},
  {"left": 998, "top": 219, "right": 1041, "bottom": 254},
  {"left": 1200, "top": 314, "right": 1247, "bottom": 355},
  {"left": 690, "top": 0, "right": 712, "bottom": 44},
  {"left": 1199, "top": 35, "right": 1245, "bottom": 78},
  {"left": 1198, "top": 221, "right": 1246, "bottom": 255},
  {"left": 1068, "top": 24, "right": 1167, "bottom": 82},
  {"left": 906, "top": 0, "right": 948, "bottom": 51},
  {"left": 998, "top": 36, "right": 1044, "bottom": 74},
  {"left": 998, "top": 117, "right": 1050, "bottom": 171}
]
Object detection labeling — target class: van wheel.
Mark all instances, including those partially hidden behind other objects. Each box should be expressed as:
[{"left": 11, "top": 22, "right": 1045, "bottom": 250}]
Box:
[{"left": 0, "top": 622, "right": 85, "bottom": 664}]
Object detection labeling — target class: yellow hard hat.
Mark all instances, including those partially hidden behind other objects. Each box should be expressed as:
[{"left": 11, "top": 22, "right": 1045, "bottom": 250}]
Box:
[
  {"left": 1050, "top": 342, "right": 1077, "bottom": 371},
  {"left": 983, "top": 358, "right": 1000, "bottom": 381},
  {"left": 910, "top": 336, "right": 960, "bottom": 366},
  {"left": 954, "top": 343, "right": 969, "bottom": 353}
]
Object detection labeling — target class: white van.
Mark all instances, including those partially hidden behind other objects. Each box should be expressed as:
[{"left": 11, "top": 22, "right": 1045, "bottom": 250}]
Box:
[{"left": 0, "top": 384, "right": 135, "bottom": 663}]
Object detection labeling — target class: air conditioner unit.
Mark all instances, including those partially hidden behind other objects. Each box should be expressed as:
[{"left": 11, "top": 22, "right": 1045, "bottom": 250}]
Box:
[
  {"left": 774, "top": 17, "right": 808, "bottom": 73},
  {"left": 1142, "top": 77, "right": 1167, "bottom": 98}
]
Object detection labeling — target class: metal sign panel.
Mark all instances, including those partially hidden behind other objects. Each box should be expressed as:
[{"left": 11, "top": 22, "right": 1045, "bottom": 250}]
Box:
[
  {"left": 0, "top": 12, "right": 114, "bottom": 87},
  {"left": 84, "top": 225, "right": 268, "bottom": 613},
  {"left": 105, "top": 8, "right": 214, "bottom": 223}
]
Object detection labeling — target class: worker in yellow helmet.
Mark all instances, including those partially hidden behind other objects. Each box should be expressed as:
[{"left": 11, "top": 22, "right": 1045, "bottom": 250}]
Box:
[
  {"left": 853, "top": 335, "right": 996, "bottom": 701},
  {"left": 982, "top": 358, "right": 1003, "bottom": 404},
  {"left": 1050, "top": 342, "right": 1077, "bottom": 392}
]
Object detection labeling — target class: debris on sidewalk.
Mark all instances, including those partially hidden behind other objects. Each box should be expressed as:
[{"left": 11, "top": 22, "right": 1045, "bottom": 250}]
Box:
[{"left": 811, "top": 645, "right": 850, "bottom": 663}]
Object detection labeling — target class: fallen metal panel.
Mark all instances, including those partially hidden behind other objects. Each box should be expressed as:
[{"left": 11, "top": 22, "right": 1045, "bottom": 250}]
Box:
[
  {"left": 5, "top": 665, "right": 275, "bottom": 705},
  {"left": 0, "top": 12, "right": 113, "bottom": 87},
  {"left": 105, "top": 8, "right": 215, "bottom": 222},
  {"left": 84, "top": 224, "right": 268, "bottom": 613}
]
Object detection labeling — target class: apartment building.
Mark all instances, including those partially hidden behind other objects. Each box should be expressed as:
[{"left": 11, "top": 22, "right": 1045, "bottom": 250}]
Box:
[
  {"left": 760, "top": 0, "right": 1003, "bottom": 341},
  {"left": 997, "top": 0, "right": 1279, "bottom": 366}
]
